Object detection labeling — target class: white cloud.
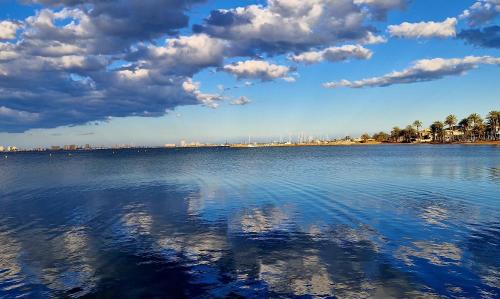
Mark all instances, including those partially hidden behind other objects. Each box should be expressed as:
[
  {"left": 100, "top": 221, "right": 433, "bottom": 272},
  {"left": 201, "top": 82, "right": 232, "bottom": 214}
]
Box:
[
  {"left": 0, "top": 106, "right": 40, "bottom": 122},
  {"left": 323, "top": 56, "right": 500, "bottom": 88},
  {"left": 0, "top": 21, "right": 21, "bottom": 40},
  {"left": 290, "top": 45, "right": 372, "bottom": 64},
  {"left": 117, "top": 68, "right": 151, "bottom": 81},
  {"left": 196, "top": 0, "right": 405, "bottom": 55},
  {"left": 0, "top": 3, "right": 227, "bottom": 133},
  {"left": 0, "top": 0, "right": 410, "bottom": 133},
  {"left": 24, "top": 0, "right": 207, "bottom": 51},
  {"left": 353, "top": 0, "right": 409, "bottom": 19},
  {"left": 182, "top": 78, "right": 223, "bottom": 108},
  {"left": 360, "top": 32, "right": 388, "bottom": 44},
  {"left": 460, "top": 0, "right": 500, "bottom": 26},
  {"left": 353, "top": 0, "right": 404, "bottom": 4},
  {"left": 144, "top": 34, "right": 228, "bottom": 76},
  {"left": 0, "top": 43, "right": 19, "bottom": 61},
  {"left": 230, "top": 96, "right": 251, "bottom": 105},
  {"left": 223, "top": 60, "right": 292, "bottom": 81},
  {"left": 182, "top": 79, "right": 199, "bottom": 93},
  {"left": 388, "top": 18, "right": 457, "bottom": 38},
  {"left": 0, "top": 19, "right": 225, "bottom": 132}
]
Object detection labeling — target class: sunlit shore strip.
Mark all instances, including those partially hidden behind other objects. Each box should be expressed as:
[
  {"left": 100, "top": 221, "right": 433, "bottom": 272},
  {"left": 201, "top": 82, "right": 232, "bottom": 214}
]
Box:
[
  {"left": 2, "top": 111, "right": 499, "bottom": 153},
  {"left": 3, "top": 140, "right": 500, "bottom": 155},
  {"left": 229, "top": 140, "right": 500, "bottom": 148}
]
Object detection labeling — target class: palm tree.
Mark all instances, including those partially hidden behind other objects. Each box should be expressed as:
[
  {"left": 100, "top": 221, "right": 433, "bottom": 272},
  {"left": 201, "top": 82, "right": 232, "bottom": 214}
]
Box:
[
  {"left": 468, "top": 113, "right": 482, "bottom": 126},
  {"left": 444, "top": 114, "right": 457, "bottom": 142},
  {"left": 458, "top": 118, "right": 469, "bottom": 142},
  {"left": 391, "top": 127, "right": 401, "bottom": 143},
  {"left": 413, "top": 120, "right": 422, "bottom": 141},
  {"left": 468, "top": 113, "right": 484, "bottom": 142},
  {"left": 430, "top": 121, "right": 444, "bottom": 143},
  {"left": 404, "top": 125, "right": 416, "bottom": 143},
  {"left": 372, "top": 131, "right": 389, "bottom": 142},
  {"left": 486, "top": 111, "right": 500, "bottom": 140},
  {"left": 361, "top": 133, "right": 370, "bottom": 143}
]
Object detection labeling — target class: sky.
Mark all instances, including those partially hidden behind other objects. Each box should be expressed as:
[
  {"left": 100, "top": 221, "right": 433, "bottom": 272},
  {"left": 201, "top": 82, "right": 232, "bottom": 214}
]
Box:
[{"left": 0, "top": 0, "right": 499, "bottom": 147}]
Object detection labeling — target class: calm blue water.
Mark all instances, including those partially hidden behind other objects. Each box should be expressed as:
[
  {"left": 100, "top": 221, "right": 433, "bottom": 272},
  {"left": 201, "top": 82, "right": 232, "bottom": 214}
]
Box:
[{"left": 0, "top": 145, "right": 499, "bottom": 298}]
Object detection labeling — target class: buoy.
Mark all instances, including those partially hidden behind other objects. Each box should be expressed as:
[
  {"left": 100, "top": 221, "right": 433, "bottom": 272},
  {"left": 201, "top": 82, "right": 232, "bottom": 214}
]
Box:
[{"left": 4, "top": 155, "right": 7, "bottom": 159}]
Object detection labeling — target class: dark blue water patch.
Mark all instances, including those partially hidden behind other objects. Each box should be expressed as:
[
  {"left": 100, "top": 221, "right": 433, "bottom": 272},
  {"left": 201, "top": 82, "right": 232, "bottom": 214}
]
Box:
[{"left": 0, "top": 145, "right": 499, "bottom": 298}]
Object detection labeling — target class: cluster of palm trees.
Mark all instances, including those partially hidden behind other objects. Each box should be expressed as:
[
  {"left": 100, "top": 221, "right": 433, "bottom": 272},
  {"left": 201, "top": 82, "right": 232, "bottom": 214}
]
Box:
[{"left": 367, "top": 111, "right": 500, "bottom": 143}]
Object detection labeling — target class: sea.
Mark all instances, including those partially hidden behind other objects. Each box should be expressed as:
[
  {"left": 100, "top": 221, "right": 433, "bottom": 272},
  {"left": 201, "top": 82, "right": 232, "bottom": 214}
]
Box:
[{"left": 0, "top": 145, "right": 499, "bottom": 298}]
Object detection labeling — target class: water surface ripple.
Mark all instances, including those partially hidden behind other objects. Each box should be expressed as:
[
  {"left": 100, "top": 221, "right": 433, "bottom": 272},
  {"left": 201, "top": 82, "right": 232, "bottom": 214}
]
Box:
[{"left": 0, "top": 145, "right": 499, "bottom": 298}]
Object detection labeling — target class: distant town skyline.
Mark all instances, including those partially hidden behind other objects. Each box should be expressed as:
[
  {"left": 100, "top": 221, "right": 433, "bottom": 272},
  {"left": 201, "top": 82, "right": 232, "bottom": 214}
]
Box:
[{"left": 1, "top": 0, "right": 499, "bottom": 147}]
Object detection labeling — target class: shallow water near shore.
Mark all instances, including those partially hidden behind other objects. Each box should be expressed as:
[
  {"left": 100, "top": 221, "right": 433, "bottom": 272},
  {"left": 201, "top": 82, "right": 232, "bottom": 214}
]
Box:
[{"left": 0, "top": 145, "right": 499, "bottom": 298}]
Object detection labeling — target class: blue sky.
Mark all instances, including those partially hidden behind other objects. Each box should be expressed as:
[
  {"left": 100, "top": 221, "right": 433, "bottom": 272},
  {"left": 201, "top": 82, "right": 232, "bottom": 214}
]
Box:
[{"left": 0, "top": 0, "right": 499, "bottom": 147}]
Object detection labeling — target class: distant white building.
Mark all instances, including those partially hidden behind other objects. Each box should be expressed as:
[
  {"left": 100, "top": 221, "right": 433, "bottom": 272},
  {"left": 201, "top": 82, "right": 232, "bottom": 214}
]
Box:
[
  {"left": 0, "top": 146, "right": 4, "bottom": 152},
  {"left": 419, "top": 128, "right": 433, "bottom": 142},
  {"left": 444, "top": 126, "right": 464, "bottom": 142}
]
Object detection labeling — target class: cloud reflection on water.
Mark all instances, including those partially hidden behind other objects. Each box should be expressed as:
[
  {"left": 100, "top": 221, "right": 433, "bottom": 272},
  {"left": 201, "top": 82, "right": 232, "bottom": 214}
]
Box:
[
  {"left": 396, "top": 241, "right": 462, "bottom": 267},
  {"left": 0, "top": 147, "right": 499, "bottom": 298},
  {"left": 0, "top": 182, "right": 488, "bottom": 298}
]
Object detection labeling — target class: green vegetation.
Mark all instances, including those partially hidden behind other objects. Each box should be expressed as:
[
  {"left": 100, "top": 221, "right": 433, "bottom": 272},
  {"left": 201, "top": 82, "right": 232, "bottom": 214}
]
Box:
[
  {"left": 372, "top": 131, "right": 390, "bottom": 142},
  {"left": 361, "top": 133, "right": 371, "bottom": 143},
  {"left": 373, "top": 111, "right": 500, "bottom": 143}
]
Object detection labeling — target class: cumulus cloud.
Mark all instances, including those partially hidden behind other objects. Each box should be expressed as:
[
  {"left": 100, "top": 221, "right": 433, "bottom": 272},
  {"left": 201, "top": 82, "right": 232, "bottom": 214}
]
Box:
[
  {"left": 18, "top": 3, "right": 208, "bottom": 57},
  {"left": 0, "top": 106, "right": 40, "bottom": 132},
  {"left": 182, "top": 79, "right": 223, "bottom": 108},
  {"left": 323, "top": 56, "right": 500, "bottom": 88},
  {"left": 289, "top": 45, "right": 372, "bottom": 64},
  {"left": 127, "top": 34, "right": 228, "bottom": 76},
  {"left": 0, "top": 43, "right": 20, "bottom": 62},
  {"left": 194, "top": 0, "right": 405, "bottom": 56},
  {"left": 0, "top": 31, "right": 226, "bottom": 132},
  {"left": 460, "top": 0, "right": 500, "bottom": 26},
  {"left": 0, "top": 21, "right": 22, "bottom": 40},
  {"left": 360, "top": 31, "right": 388, "bottom": 44},
  {"left": 0, "top": 0, "right": 408, "bottom": 132},
  {"left": 388, "top": 18, "right": 457, "bottom": 38},
  {"left": 25, "top": 0, "right": 205, "bottom": 44},
  {"left": 0, "top": 1, "right": 241, "bottom": 132},
  {"left": 353, "top": 0, "right": 409, "bottom": 20},
  {"left": 458, "top": 25, "right": 500, "bottom": 48},
  {"left": 230, "top": 96, "right": 252, "bottom": 106},
  {"left": 0, "top": 106, "right": 39, "bottom": 121},
  {"left": 222, "top": 60, "right": 292, "bottom": 81}
]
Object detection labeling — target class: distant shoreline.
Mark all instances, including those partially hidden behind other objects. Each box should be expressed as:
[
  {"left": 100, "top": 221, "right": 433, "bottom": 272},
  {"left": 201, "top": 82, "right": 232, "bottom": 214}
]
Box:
[
  {"left": 228, "top": 140, "right": 500, "bottom": 148},
  {"left": 3, "top": 140, "right": 500, "bottom": 154}
]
